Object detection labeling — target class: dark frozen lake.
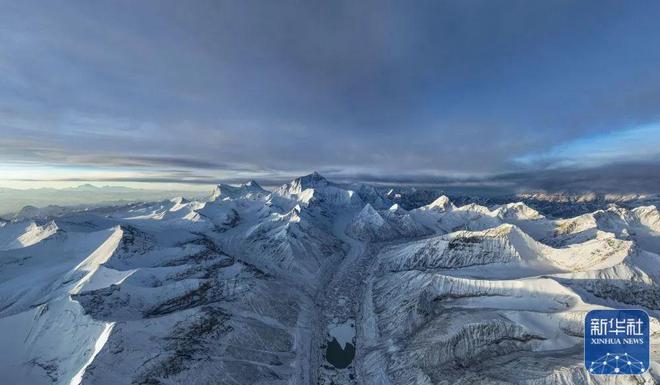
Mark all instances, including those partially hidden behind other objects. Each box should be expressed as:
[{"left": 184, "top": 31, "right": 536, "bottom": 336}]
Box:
[{"left": 325, "top": 337, "right": 355, "bottom": 369}]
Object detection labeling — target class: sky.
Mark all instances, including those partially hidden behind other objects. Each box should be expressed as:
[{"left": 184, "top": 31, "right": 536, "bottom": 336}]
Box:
[{"left": 2, "top": 0, "right": 660, "bottom": 192}]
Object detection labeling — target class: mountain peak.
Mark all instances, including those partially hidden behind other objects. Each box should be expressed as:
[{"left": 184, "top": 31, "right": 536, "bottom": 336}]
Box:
[
  {"left": 389, "top": 203, "right": 404, "bottom": 212},
  {"left": 496, "top": 202, "right": 542, "bottom": 220},
  {"left": 426, "top": 195, "right": 454, "bottom": 211},
  {"left": 295, "top": 172, "right": 328, "bottom": 187},
  {"left": 170, "top": 196, "right": 189, "bottom": 204},
  {"left": 355, "top": 203, "right": 385, "bottom": 227},
  {"left": 244, "top": 180, "right": 262, "bottom": 189},
  {"left": 277, "top": 172, "right": 329, "bottom": 197},
  {"left": 210, "top": 180, "right": 268, "bottom": 201},
  {"left": 65, "top": 183, "right": 99, "bottom": 192}
]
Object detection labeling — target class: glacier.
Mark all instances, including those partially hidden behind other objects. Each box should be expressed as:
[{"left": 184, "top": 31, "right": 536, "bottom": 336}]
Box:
[{"left": 0, "top": 173, "right": 658, "bottom": 385}]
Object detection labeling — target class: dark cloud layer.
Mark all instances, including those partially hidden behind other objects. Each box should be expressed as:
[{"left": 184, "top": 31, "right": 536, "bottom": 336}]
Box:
[
  {"left": 14, "top": 162, "right": 660, "bottom": 196},
  {"left": 492, "top": 162, "right": 660, "bottom": 194},
  {"left": 1, "top": 1, "right": 660, "bottom": 190},
  {"left": 329, "top": 161, "right": 660, "bottom": 194}
]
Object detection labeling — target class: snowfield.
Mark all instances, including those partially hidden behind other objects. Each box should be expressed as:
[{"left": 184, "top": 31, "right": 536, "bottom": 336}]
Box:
[{"left": 0, "top": 173, "right": 658, "bottom": 385}]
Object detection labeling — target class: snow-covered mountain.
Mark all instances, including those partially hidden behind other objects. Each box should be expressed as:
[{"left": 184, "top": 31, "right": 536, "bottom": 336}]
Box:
[
  {"left": 209, "top": 180, "right": 269, "bottom": 201},
  {"left": 0, "top": 173, "right": 658, "bottom": 385}
]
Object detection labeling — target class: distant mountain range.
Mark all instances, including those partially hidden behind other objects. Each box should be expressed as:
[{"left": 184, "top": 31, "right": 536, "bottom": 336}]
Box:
[
  {"left": 0, "top": 184, "right": 206, "bottom": 217},
  {"left": 3, "top": 180, "right": 659, "bottom": 220}
]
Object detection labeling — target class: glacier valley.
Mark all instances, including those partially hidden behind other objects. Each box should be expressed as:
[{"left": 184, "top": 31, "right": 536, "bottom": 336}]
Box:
[{"left": 0, "top": 173, "right": 658, "bottom": 385}]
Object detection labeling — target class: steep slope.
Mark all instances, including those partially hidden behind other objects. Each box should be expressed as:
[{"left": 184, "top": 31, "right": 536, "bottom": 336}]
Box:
[
  {"left": 553, "top": 205, "right": 660, "bottom": 252},
  {"left": 241, "top": 204, "right": 344, "bottom": 282},
  {"left": 348, "top": 204, "right": 397, "bottom": 241},
  {"left": 73, "top": 229, "right": 307, "bottom": 385},
  {"left": 348, "top": 203, "right": 432, "bottom": 242},
  {"left": 0, "top": 220, "right": 59, "bottom": 250},
  {"left": 360, "top": 215, "right": 659, "bottom": 385},
  {"left": 0, "top": 226, "right": 123, "bottom": 385}
]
